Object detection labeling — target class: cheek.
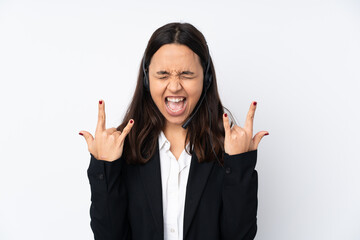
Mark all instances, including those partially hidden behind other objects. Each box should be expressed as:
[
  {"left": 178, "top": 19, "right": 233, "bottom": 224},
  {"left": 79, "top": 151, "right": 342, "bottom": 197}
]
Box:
[
  {"left": 149, "top": 82, "right": 165, "bottom": 105},
  {"left": 189, "top": 81, "right": 204, "bottom": 100},
  {"left": 150, "top": 89, "right": 162, "bottom": 104}
]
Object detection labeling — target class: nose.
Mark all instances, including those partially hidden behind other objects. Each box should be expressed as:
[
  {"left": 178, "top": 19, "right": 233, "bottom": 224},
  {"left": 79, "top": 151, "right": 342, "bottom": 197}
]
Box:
[{"left": 167, "top": 77, "right": 182, "bottom": 92}]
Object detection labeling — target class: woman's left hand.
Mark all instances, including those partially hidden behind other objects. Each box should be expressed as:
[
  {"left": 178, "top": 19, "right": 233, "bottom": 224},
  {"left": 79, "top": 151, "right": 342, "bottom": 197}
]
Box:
[{"left": 223, "top": 101, "right": 268, "bottom": 155}]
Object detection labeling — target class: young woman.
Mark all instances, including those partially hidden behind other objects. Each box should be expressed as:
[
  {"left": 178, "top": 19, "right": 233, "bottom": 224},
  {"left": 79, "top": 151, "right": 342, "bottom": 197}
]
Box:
[{"left": 80, "top": 22, "right": 268, "bottom": 240}]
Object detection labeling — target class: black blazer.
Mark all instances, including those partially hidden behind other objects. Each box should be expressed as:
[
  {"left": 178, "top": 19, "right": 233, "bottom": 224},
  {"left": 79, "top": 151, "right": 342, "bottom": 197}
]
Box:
[{"left": 87, "top": 143, "right": 258, "bottom": 240}]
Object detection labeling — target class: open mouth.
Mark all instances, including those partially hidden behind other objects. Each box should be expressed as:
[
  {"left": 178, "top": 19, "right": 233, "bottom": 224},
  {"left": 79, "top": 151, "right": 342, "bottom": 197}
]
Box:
[{"left": 165, "top": 96, "right": 187, "bottom": 113}]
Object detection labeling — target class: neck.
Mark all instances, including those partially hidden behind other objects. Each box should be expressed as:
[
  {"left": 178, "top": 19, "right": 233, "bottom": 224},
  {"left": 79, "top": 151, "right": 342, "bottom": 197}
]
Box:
[{"left": 163, "top": 121, "right": 188, "bottom": 143}]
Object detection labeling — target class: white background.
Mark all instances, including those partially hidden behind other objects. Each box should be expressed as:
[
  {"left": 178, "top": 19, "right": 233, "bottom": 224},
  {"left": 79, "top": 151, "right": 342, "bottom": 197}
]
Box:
[{"left": 0, "top": 0, "right": 359, "bottom": 239}]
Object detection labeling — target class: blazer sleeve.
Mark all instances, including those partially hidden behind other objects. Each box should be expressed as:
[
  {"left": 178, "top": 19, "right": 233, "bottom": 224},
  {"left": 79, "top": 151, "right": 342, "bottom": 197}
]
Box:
[
  {"left": 87, "top": 153, "right": 131, "bottom": 240},
  {"left": 220, "top": 149, "right": 258, "bottom": 240}
]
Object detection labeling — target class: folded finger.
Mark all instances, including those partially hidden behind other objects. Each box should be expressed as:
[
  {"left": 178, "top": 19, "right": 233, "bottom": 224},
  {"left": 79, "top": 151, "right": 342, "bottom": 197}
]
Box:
[
  {"left": 113, "top": 131, "right": 121, "bottom": 139},
  {"left": 105, "top": 127, "right": 118, "bottom": 135}
]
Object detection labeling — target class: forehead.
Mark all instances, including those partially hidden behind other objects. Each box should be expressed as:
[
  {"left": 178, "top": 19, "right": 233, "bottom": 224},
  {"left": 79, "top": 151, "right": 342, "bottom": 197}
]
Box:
[{"left": 149, "top": 44, "right": 202, "bottom": 70}]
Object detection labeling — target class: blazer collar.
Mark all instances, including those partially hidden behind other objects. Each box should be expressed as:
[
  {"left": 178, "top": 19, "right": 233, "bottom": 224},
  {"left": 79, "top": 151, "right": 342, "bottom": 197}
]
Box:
[{"left": 138, "top": 142, "right": 215, "bottom": 239}]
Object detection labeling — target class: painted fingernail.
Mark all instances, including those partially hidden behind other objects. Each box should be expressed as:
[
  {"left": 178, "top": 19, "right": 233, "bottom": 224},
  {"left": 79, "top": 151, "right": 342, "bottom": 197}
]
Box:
[
  {"left": 253, "top": 101, "right": 257, "bottom": 106},
  {"left": 79, "top": 132, "right": 83, "bottom": 136},
  {"left": 99, "top": 100, "right": 103, "bottom": 104},
  {"left": 130, "top": 119, "right": 134, "bottom": 124},
  {"left": 224, "top": 113, "right": 228, "bottom": 117},
  {"left": 265, "top": 132, "right": 269, "bottom": 135}
]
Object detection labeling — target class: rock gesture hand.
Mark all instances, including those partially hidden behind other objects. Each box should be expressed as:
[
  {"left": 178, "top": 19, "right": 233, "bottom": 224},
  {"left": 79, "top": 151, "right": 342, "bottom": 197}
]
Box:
[
  {"left": 223, "top": 101, "right": 268, "bottom": 155},
  {"left": 79, "top": 100, "right": 134, "bottom": 162}
]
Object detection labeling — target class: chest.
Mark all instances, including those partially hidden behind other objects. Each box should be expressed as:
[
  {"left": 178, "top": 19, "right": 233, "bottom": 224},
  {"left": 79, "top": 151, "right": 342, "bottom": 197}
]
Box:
[{"left": 123, "top": 152, "right": 224, "bottom": 239}]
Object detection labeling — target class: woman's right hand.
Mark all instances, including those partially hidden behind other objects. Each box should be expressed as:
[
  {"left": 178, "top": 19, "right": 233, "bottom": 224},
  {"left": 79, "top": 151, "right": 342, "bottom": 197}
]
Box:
[{"left": 79, "top": 99, "right": 134, "bottom": 162}]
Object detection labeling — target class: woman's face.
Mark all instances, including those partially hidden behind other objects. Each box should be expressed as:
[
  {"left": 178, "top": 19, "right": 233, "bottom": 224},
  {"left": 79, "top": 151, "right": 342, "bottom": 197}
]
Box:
[{"left": 148, "top": 43, "right": 204, "bottom": 127}]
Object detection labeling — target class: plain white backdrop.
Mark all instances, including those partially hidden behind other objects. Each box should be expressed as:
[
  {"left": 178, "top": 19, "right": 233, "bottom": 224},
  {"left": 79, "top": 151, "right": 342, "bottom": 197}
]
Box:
[{"left": 0, "top": 0, "right": 359, "bottom": 239}]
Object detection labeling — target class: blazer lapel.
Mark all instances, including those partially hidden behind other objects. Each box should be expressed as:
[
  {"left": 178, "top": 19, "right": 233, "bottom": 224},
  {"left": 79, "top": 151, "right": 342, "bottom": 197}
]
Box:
[
  {"left": 183, "top": 152, "right": 215, "bottom": 239},
  {"left": 138, "top": 143, "right": 215, "bottom": 239},
  {"left": 138, "top": 143, "right": 164, "bottom": 237}
]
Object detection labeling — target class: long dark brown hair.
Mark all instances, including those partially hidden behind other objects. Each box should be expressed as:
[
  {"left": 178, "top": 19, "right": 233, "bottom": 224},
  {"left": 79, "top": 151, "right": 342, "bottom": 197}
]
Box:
[{"left": 117, "top": 22, "right": 233, "bottom": 165}]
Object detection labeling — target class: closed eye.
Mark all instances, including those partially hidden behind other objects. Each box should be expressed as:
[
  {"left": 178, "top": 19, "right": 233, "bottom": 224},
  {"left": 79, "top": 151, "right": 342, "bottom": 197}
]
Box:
[
  {"left": 158, "top": 76, "right": 194, "bottom": 80},
  {"left": 180, "top": 71, "right": 195, "bottom": 79},
  {"left": 181, "top": 76, "right": 195, "bottom": 79},
  {"left": 155, "top": 71, "right": 196, "bottom": 79}
]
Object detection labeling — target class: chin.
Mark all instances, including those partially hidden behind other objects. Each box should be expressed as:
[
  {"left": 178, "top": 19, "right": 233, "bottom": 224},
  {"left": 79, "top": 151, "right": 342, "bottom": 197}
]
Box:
[{"left": 164, "top": 115, "right": 188, "bottom": 126}]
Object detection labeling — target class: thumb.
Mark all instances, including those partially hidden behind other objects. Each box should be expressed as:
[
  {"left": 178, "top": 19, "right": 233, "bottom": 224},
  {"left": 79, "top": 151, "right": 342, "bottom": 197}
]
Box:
[
  {"left": 251, "top": 131, "right": 269, "bottom": 150},
  {"left": 79, "top": 131, "right": 94, "bottom": 148}
]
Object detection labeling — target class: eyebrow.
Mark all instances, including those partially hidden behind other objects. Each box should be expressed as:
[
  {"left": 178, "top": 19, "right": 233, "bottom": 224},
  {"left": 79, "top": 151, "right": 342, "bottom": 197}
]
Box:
[{"left": 156, "top": 70, "right": 195, "bottom": 75}]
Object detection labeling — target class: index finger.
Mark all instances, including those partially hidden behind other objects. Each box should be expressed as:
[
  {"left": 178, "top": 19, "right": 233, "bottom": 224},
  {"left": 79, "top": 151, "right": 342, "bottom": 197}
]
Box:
[
  {"left": 96, "top": 99, "right": 106, "bottom": 132},
  {"left": 244, "top": 101, "right": 257, "bottom": 132}
]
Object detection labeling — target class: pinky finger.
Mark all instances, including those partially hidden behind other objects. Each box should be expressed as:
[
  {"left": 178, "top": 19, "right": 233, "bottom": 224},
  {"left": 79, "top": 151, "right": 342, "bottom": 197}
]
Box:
[
  {"left": 251, "top": 131, "right": 269, "bottom": 150},
  {"left": 118, "top": 119, "right": 134, "bottom": 142}
]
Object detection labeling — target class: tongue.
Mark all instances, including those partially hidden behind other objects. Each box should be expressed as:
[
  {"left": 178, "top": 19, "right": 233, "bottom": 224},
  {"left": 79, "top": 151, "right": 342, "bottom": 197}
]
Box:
[{"left": 168, "top": 100, "right": 184, "bottom": 111}]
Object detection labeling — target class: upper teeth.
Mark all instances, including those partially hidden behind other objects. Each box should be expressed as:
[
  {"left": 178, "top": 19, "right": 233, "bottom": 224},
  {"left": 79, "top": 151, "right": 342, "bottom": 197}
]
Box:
[{"left": 167, "top": 97, "right": 184, "bottom": 102}]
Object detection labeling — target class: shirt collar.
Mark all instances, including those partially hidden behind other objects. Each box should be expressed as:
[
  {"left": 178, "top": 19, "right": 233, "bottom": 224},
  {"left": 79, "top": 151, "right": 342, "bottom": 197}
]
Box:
[
  {"left": 158, "top": 130, "right": 191, "bottom": 153},
  {"left": 158, "top": 130, "right": 169, "bottom": 151}
]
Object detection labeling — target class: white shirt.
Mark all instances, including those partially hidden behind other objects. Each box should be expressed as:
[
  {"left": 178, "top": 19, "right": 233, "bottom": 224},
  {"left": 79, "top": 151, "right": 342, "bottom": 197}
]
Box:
[{"left": 158, "top": 131, "right": 192, "bottom": 240}]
